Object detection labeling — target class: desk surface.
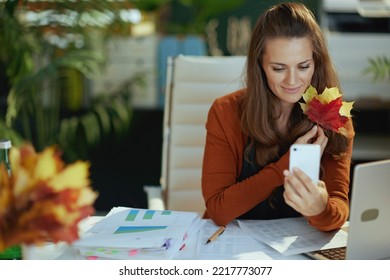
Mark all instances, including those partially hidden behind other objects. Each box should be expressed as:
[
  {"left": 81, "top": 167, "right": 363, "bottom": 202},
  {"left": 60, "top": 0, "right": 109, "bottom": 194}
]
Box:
[{"left": 23, "top": 216, "right": 313, "bottom": 260}]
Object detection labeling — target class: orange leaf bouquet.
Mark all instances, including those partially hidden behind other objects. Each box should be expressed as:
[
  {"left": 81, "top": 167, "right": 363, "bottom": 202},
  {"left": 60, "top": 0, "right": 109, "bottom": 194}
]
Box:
[
  {"left": 300, "top": 85, "right": 354, "bottom": 133},
  {"left": 0, "top": 144, "right": 98, "bottom": 252}
]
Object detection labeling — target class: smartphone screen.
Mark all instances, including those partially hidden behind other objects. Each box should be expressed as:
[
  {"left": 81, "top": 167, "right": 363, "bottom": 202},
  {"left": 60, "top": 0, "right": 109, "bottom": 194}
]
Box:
[{"left": 289, "top": 144, "right": 321, "bottom": 184}]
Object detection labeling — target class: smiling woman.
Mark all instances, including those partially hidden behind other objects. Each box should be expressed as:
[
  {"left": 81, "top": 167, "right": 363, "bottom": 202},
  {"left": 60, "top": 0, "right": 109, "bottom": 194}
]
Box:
[{"left": 201, "top": 2, "right": 355, "bottom": 232}]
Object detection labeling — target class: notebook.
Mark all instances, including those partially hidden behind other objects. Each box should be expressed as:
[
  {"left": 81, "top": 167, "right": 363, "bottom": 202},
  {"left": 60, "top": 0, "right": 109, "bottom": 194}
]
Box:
[{"left": 306, "top": 159, "right": 390, "bottom": 260}]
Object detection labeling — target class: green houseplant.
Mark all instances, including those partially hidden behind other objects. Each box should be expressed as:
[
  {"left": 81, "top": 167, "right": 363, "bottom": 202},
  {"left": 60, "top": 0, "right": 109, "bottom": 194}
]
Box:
[
  {"left": 364, "top": 56, "right": 390, "bottom": 82},
  {"left": 0, "top": 0, "right": 138, "bottom": 162}
]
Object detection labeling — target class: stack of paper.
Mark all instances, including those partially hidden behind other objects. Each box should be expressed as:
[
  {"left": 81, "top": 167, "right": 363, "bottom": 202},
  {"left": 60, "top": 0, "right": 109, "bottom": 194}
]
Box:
[{"left": 73, "top": 207, "right": 201, "bottom": 259}]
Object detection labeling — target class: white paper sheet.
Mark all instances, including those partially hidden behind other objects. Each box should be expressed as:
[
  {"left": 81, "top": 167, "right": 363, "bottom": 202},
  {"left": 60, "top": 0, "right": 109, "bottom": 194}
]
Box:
[
  {"left": 195, "top": 220, "right": 307, "bottom": 260},
  {"left": 238, "top": 217, "right": 348, "bottom": 256}
]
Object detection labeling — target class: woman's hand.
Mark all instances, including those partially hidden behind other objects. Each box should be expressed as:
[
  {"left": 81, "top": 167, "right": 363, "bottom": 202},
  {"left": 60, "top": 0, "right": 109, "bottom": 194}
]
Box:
[
  {"left": 295, "top": 125, "right": 328, "bottom": 156},
  {"left": 283, "top": 168, "right": 328, "bottom": 216}
]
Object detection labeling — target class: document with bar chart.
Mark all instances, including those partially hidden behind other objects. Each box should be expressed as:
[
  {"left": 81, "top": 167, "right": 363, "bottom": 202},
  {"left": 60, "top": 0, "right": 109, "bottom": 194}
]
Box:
[{"left": 73, "top": 207, "right": 200, "bottom": 259}]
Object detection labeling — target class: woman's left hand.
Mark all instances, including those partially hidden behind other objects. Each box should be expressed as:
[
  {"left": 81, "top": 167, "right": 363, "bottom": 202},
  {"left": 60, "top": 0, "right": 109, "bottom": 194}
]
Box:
[
  {"left": 294, "top": 125, "right": 328, "bottom": 157},
  {"left": 283, "top": 168, "right": 328, "bottom": 216}
]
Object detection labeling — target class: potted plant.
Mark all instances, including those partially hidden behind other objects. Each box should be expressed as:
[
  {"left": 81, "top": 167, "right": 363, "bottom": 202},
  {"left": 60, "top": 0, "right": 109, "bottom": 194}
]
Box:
[
  {"left": 364, "top": 56, "right": 390, "bottom": 82},
  {"left": 0, "top": 0, "right": 138, "bottom": 162}
]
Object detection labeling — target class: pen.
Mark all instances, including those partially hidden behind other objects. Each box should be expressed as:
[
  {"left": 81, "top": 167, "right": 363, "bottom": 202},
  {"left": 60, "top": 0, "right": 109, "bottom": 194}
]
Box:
[
  {"left": 163, "top": 238, "right": 172, "bottom": 249},
  {"left": 206, "top": 226, "right": 226, "bottom": 244}
]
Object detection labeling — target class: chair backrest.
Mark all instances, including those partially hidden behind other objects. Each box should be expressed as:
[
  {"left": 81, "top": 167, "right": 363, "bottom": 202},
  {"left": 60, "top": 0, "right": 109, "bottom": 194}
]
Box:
[{"left": 161, "top": 55, "right": 247, "bottom": 214}]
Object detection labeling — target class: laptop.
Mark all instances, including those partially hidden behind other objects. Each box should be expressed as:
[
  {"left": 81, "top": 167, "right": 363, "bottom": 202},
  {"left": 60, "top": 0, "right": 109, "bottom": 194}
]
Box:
[{"left": 307, "top": 159, "right": 390, "bottom": 260}]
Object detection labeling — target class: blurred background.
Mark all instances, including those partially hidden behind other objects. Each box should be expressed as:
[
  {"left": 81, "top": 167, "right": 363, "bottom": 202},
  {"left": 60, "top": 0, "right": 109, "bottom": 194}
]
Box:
[{"left": 1, "top": 0, "right": 389, "bottom": 213}]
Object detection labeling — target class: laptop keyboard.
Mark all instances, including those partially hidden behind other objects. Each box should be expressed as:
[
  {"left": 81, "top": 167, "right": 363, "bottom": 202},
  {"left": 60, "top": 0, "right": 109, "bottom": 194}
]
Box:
[{"left": 312, "top": 247, "right": 346, "bottom": 260}]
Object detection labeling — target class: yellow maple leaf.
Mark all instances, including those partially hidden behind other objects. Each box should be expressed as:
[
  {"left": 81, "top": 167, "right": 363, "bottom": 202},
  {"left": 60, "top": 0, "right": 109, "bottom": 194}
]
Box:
[
  {"left": 0, "top": 165, "right": 12, "bottom": 217},
  {"left": 302, "top": 85, "right": 317, "bottom": 103},
  {"left": 77, "top": 188, "right": 99, "bottom": 207},
  {"left": 318, "top": 87, "right": 342, "bottom": 104},
  {"left": 49, "top": 161, "right": 90, "bottom": 192},
  {"left": 300, "top": 85, "right": 317, "bottom": 113},
  {"left": 34, "top": 147, "right": 61, "bottom": 181},
  {"left": 340, "top": 101, "right": 354, "bottom": 117}
]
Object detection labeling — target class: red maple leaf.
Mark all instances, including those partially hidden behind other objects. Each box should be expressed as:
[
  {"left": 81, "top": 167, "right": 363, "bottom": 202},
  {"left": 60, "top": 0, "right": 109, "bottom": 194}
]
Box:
[{"left": 306, "top": 97, "right": 348, "bottom": 132}]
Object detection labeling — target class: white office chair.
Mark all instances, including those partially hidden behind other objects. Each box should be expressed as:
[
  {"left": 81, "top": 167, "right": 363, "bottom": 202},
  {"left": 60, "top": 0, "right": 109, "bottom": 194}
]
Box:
[{"left": 144, "top": 55, "right": 247, "bottom": 215}]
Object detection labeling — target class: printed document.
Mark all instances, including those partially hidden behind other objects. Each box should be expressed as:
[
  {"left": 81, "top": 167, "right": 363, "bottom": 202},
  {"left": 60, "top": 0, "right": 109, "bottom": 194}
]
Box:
[{"left": 238, "top": 217, "right": 348, "bottom": 256}]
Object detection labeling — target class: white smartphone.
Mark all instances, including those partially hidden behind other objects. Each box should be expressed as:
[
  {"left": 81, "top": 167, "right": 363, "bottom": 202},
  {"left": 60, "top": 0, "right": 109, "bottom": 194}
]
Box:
[{"left": 289, "top": 144, "right": 321, "bottom": 184}]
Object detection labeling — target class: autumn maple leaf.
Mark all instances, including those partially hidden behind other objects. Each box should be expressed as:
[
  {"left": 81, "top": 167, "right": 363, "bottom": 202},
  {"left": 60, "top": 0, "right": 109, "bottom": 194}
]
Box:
[
  {"left": 0, "top": 143, "right": 98, "bottom": 252},
  {"left": 300, "top": 86, "right": 354, "bottom": 133}
]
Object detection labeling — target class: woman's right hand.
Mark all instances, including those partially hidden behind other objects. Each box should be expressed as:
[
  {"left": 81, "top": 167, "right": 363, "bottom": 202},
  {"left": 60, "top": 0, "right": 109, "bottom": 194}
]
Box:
[{"left": 294, "top": 125, "right": 328, "bottom": 156}]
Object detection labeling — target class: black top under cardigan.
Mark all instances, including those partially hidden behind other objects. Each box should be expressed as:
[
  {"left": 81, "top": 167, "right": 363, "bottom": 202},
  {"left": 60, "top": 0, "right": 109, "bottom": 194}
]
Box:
[{"left": 237, "top": 142, "right": 301, "bottom": 220}]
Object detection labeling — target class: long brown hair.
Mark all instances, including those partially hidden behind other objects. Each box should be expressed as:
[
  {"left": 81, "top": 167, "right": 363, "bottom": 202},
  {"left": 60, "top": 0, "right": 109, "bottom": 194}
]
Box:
[{"left": 240, "top": 2, "right": 351, "bottom": 168}]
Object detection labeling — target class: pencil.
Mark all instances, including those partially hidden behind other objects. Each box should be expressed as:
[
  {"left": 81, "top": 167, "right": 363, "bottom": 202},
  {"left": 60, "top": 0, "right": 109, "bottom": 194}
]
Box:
[{"left": 206, "top": 226, "right": 226, "bottom": 244}]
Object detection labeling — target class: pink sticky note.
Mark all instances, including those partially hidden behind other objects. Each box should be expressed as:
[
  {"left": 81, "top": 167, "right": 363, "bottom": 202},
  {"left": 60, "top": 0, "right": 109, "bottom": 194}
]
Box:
[{"left": 129, "top": 249, "right": 138, "bottom": 256}]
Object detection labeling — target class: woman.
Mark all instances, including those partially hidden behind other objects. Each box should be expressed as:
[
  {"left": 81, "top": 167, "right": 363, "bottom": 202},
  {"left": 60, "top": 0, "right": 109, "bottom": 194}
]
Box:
[{"left": 201, "top": 2, "right": 354, "bottom": 231}]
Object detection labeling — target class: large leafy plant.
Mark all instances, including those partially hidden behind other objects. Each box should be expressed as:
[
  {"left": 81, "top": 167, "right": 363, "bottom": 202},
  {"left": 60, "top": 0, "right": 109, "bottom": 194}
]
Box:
[{"left": 0, "top": 0, "right": 136, "bottom": 162}]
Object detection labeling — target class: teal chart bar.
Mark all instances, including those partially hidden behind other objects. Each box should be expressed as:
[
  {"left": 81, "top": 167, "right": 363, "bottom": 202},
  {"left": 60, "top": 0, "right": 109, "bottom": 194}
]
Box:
[
  {"left": 143, "top": 210, "right": 155, "bottom": 220},
  {"left": 125, "top": 210, "right": 139, "bottom": 221},
  {"left": 125, "top": 209, "right": 172, "bottom": 222},
  {"left": 114, "top": 226, "right": 168, "bottom": 234}
]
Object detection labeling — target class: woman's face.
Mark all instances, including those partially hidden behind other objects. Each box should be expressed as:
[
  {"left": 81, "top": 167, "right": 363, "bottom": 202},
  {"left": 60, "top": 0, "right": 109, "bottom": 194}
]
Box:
[{"left": 262, "top": 37, "right": 315, "bottom": 108}]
